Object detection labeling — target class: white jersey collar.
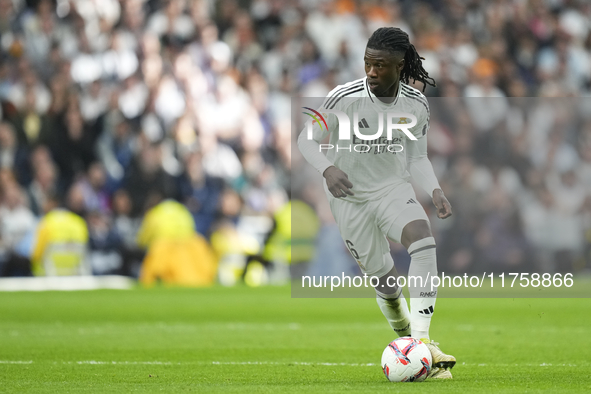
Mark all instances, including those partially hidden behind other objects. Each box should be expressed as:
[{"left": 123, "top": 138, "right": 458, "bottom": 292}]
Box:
[{"left": 365, "top": 77, "right": 401, "bottom": 109}]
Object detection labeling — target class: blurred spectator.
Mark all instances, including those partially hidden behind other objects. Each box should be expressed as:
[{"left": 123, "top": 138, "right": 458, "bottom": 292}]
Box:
[
  {"left": 263, "top": 199, "right": 319, "bottom": 279},
  {"left": 80, "top": 81, "right": 109, "bottom": 123},
  {"left": 0, "top": 180, "right": 36, "bottom": 276},
  {"left": 305, "top": 1, "right": 350, "bottom": 68},
  {"left": 73, "top": 162, "right": 111, "bottom": 214},
  {"left": 147, "top": 0, "right": 195, "bottom": 42},
  {"left": 111, "top": 188, "right": 144, "bottom": 277},
  {"left": 223, "top": 10, "right": 263, "bottom": 74},
  {"left": 97, "top": 113, "right": 136, "bottom": 183},
  {"left": 179, "top": 151, "right": 224, "bottom": 237},
  {"left": 86, "top": 210, "right": 123, "bottom": 275},
  {"left": 10, "top": 84, "right": 55, "bottom": 148},
  {"left": 137, "top": 198, "right": 217, "bottom": 286},
  {"left": 7, "top": 68, "right": 51, "bottom": 115},
  {"left": 31, "top": 192, "right": 90, "bottom": 276},
  {"left": 51, "top": 105, "right": 101, "bottom": 187},
  {"left": 197, "top": 127, "right": 243, "bottom": 183},
  {"left": 240, "top": 152, "right": 281, "bottom": 209},
  {"left": 26, "top": 145, "right": 58, "bottom": 216},
  {"left": 118, "top": 75, "right": 149, "bottom": 120},
  {"left": 123, "top": 141, "right": 177, "bottom": 217},
  {"left": 475, "top": 191, "right": 533, "bottom": 273},
  {"left": 0, "top": 121, "right": 31, "bottom": 185}
]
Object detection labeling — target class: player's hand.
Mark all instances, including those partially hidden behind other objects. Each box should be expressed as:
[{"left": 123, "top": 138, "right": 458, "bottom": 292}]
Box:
[
  {"left": 432, "top": 189, "right": 452, "bottom": 219},
  {"left": 323, "top": 166, "right": 354, "bottom": 198}
]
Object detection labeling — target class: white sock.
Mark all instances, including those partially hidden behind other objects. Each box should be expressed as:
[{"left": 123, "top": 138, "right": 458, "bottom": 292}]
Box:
[
  {"left": 407, "top": 237, "right": 438, "bottom": 340},
  {"left": 376, "top": 288, "right": 411, "bottom": 337}
]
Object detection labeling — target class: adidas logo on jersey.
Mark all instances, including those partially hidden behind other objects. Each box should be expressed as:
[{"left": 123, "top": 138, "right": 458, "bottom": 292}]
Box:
[
  {"left": 407, "top": 199, "right": 417, "bottom": 204},
  {"left": 357, "top": 118, "right": 370, "bottom": 128},
  {"left": 418, "top": 305, "right": 434, "bottom": 315}
]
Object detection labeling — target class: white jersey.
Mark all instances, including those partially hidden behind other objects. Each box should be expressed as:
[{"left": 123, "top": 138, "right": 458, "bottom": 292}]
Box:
[{"left": 300, "top": 77, "right": 430, "bottom": 203}]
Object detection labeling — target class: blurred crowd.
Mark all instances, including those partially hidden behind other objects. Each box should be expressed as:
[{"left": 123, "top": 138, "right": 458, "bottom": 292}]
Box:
[
  {"left": 0, "top": 0, "right": 590, "bottom": 282},
  {"left": 423, "top": 97, "right": 591, "bottom": 275},
  {"left": 0, "top": 0, "right": 292, "bottom": 280},
  {"left": 291, "top": 0, "right": 591, "bottom": 275}
]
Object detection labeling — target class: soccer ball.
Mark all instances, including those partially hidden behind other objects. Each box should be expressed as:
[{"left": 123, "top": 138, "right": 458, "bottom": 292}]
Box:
[{"left": 381, "top": 337, "right": 432, "bottom": 382}]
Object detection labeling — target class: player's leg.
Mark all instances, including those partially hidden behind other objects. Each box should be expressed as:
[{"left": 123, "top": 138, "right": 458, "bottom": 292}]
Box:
[
  {"left": 375, "top": 264, "right": 411, "bottom": 337},
  {"left": 375, "top": 184, "right": 455, "bottom": 373},
  {"left": 396, "top": 218, "right": 456, "bottom": 371},
  {"left": 327, "top": 197, "right": 410, "bottom": 337},
  {"left": 376, "top": 188, "right": 438, "bottom": 340},
  {"left": 399, "top": 219, "right": 437, "bottom": 340}
]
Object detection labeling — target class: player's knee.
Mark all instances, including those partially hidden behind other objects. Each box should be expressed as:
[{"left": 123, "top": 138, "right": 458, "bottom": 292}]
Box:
[
  {"left": 401, "top": 220, "right": 432, "bottom": 248},
  {"left": 374, "top": 273, "right": 400, "bottom": 295}
]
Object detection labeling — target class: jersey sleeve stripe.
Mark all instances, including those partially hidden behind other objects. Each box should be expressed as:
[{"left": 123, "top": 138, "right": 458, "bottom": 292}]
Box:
[
  {"left": 401, "top": 87, "right": 429, "bottom": 113},
  {"left": 323, "top": 81, "right": 364, "bottom": 109},
  {"left": 400, "top": 93, "right": 430, "bottom": 115},
  {"left": 328, "top": 86, "right": 365, "bottom": 109},
  {"left": 401, "top": 83, "right": 423, "bottom": 95},
  {"left": 325, "top": 79, "right": 363, "bottom": 98},
  {"left": 401, "top": 85, "right": 429, "bottom": 105},
  {"left": 324, "top": 81, "right": 364, "bottom": 109}
]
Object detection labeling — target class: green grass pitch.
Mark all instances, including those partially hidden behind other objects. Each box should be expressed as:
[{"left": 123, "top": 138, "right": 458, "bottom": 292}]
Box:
[{"left": 1, "top": 285, "right": 590, "bottom": 393}]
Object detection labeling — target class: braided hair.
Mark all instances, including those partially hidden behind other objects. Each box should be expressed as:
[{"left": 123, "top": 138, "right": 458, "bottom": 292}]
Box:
[{"left": 366, "top": 27, "right": 436, "bottom": 92}]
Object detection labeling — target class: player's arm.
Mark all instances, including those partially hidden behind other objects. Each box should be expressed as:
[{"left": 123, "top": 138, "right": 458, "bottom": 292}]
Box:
[
  {"left": 296, "top": 128, "right": 332, "bottom": 175},
  {"left": 296, "top": 100, "right": 354, "bottom": 198},
  {"left": 406, "top": 135, "right": 452, "bottom": 219}
]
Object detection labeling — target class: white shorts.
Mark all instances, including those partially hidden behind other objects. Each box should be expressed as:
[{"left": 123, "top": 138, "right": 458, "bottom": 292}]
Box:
[{"left": 328, "top": 182, "right": 429, "bottom": 277}]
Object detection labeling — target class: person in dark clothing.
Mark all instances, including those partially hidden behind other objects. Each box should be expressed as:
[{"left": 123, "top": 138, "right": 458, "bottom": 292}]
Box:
[
  {"left": 179, "top": 152, "right": 224, "bottom": 237},
  {"left": 123, "top": 142, "right": 178, "bottom": 217},
  {"left": 51, "top": 105, "right": 102, "bottom": 187}
]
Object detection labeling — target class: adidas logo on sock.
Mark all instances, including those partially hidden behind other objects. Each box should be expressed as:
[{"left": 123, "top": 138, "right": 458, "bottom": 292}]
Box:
[
  {"left": 407, "top": 198, "right": 417, "bottom": 204},
  {"left": 357, "top": 118, "right": 370, "bottom": 128},
  {"left": 418, "top": 305, "right": 434, "bottom": 315}
]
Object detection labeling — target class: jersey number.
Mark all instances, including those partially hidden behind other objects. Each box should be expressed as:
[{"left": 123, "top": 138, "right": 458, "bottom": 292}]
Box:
[{"left": 345, "top": 240, "right": 359, "bottom": 259}]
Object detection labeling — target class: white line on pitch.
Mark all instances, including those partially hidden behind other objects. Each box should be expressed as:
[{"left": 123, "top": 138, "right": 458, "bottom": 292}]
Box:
[
  {"left": 209, "top": 361, "right": 589, "bottom": 367},
  {"left": 1, "top": 361, "right": 588, "bottom": 367},
  {"left": 72, "top": 361, "right": 174, "bottom": 365},
  {"left": 460, "top": 362, "right": 588, "bottom": 367},
  {"left": 211, "top": 361, "right": 377, "bottom": 366}
]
